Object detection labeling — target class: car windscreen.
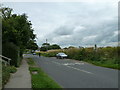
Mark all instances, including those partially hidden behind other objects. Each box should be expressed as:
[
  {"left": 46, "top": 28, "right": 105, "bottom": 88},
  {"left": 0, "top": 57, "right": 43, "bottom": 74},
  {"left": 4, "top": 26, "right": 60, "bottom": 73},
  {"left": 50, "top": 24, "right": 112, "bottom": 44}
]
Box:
[{"left": 59, "top": 53, "right": 65, "bottom": 55}]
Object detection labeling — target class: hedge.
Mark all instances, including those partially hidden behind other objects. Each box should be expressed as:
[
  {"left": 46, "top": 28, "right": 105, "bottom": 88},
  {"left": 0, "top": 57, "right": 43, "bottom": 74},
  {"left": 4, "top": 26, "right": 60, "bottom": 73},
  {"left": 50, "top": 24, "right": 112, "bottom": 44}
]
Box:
[{"left": 2, "top": 42, "right": 21, "bottom": 67}]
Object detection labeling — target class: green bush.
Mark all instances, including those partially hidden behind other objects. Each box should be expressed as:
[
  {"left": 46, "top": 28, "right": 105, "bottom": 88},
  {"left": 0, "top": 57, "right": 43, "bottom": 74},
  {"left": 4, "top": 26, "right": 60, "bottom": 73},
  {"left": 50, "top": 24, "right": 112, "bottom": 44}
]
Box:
[
  {"left": 2, "top": 42, "right": 21, "bottom": 67},
  {"left": 41, "top": 51, "right": 60, "bottom": 57},
  {"left": 2, "top": 66, "right": 10, "bottom": 87},
  {"left": 7, "top": 66, "right": 17, "bottom": 73},
  {"left": 2, "top": 65, "right": 17, "bottom": 87}
]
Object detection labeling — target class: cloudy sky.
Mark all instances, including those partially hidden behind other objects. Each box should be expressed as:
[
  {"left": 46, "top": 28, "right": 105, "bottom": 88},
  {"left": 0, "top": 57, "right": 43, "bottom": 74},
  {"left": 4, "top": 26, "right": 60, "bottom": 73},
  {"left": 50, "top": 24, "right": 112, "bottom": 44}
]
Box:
[{"left": 3, "top": 0, "right": 118, "bottom": 48}]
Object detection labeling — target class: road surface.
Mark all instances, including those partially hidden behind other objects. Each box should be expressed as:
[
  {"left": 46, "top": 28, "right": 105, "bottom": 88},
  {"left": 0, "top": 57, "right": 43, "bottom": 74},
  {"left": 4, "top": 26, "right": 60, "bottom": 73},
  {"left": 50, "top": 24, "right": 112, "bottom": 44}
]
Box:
[{"left": 24, "top": 54, "right": 118, "bottom": 88}]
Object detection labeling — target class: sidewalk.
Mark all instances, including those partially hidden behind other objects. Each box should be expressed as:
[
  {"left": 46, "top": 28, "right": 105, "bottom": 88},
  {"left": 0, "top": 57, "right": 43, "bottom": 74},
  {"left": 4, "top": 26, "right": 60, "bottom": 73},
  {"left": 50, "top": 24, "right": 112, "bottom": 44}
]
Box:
[{"left": 4, "top": 59, "right": 31, "bottom": 88}]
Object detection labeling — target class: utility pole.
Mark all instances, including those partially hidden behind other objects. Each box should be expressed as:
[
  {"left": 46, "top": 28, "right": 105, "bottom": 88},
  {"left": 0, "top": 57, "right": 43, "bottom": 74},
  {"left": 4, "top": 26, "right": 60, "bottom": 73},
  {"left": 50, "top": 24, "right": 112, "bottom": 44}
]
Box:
[
  {"left": 46, "top": 39, "right": 48, "bottom": 51},
  {"left": 95, "top": 44, "right": 97, "bottom": 52},
  {"left": 46, "top": 39, "right": 47, "bottom": 43}
]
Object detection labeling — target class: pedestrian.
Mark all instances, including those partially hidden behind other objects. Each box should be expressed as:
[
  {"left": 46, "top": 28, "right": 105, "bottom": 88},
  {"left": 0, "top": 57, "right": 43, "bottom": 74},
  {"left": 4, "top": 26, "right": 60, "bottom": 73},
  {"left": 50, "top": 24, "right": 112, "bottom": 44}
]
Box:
[{"left": 38, "top": 53, "right": 41, "bottom": 57}]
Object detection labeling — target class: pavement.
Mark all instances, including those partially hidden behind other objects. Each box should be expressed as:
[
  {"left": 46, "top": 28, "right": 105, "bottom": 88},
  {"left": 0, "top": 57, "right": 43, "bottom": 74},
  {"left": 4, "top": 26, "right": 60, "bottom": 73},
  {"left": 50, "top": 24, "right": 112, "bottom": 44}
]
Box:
[
  {"left": 4, "top": 59, "right": 31, "bottom": 88},
  {"left": 25, "top": 54, "right": 119, "bottom": 88}
]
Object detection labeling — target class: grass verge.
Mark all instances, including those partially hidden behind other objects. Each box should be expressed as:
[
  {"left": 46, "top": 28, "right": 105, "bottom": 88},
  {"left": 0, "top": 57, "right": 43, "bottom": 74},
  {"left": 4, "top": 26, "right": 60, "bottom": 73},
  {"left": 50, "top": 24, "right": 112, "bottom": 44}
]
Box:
[
  {"left": 26, "top": 58, "right": 62, "bottom": 88},
  {"left": 85, "top": 60, "right": 119, "bottom": 70}
]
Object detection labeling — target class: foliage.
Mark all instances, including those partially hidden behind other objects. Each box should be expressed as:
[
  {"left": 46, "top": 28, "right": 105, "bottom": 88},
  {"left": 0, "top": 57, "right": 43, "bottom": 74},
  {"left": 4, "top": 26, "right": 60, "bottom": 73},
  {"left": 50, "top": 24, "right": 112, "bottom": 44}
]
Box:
[
  {"left": 2, "top": 42, "right": 21, "bottom": 66},
  {"left": 1, "top": 7, "right": 37, "bottom": 48},
  {"left": 68, "top": 46, "right": 76, "bottom": 49},
  {"left": 8, "top": 66, "right": 17, "bottom": 73},
  {"left": 40, "top": 43, "right": 61, "bottom": 51},
  {"left": 40, "top": 49, "right": 63, "bottom": 57},
  {"left": 26, "top": 40, "right": 38, "bottom": 51},
  {"left": 40, "top": 46, "right": 48, "bottom": 51},
  {"left": 2, "top": 12, "right": 36, "bottom": 48},
  {"left": 1, "top": 7, "right": 37, "bottom": 66},
  {"left": 50, "top": 44, "right": 61, "bottom": 50},
  {"left": 42, "top": 43, "right": 50, "bottom": 46},
  {"left": 2, "top": 65, "right": 17, "bottom": 87}
]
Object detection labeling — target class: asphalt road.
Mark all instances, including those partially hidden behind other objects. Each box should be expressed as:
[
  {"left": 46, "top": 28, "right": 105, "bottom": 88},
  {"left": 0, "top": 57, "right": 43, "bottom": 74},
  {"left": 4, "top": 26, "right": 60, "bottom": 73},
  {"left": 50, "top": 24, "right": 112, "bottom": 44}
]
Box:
[{"left": 25, "top": 54, "right": 118, "bottom": 88}]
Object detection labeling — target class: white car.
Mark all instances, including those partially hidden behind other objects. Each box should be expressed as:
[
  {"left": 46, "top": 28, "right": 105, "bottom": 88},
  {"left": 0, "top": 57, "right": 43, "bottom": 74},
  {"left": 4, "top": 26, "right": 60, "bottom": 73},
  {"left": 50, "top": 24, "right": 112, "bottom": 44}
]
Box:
[
  {"left": 56, "top": 53, "right": 68, "bottom": 59},
  {"left": 32, "top": 53, "right": 36, "bottom": 55}
]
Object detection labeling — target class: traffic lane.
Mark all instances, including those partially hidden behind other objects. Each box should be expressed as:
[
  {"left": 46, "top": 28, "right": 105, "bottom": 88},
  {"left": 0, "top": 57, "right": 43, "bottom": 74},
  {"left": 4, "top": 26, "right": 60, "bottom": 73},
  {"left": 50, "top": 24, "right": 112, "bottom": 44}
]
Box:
[
  {"left": 42, "top": 57, "right": 118, "bottom": 87},
  {"left": 50, "top": 57, "right": 118, "bottom": 82},
  {"left": 43, "top": 57, "right": 118, "bottom": 75},
  {"left": 30, "top": 55, "right": 118, "bottom": 88},
  {"left": 51, "top": 57, "right": 118, "bottom": 71}
]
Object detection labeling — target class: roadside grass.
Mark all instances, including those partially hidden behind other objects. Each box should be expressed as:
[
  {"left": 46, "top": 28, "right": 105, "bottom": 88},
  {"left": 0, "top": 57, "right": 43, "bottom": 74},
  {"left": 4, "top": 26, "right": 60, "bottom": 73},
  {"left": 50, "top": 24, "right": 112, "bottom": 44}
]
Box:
[
  {"left": 26, "top": 58, "right": 62, "bottom": 88},
  {"left": 85, "top": 60, "right": 119, "bottom": 70},
  {"left": 29, "top": 67, "right": 61, "bottom": 88},
  {"left": 26, "top": 58, "right": 35, "bottom": 66},
  {"left": 2, "top": 64, "right": 17, "bottom": 87}
]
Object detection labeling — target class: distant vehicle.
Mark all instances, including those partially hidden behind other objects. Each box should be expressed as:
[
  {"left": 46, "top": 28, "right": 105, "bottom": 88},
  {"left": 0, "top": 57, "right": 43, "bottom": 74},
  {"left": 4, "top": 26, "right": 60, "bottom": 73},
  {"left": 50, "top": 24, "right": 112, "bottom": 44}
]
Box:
[
  {"left": 56, "top": 53, "right": 68, "bottom": 59},
  {"left": 32, "top": 53, "right": 36, "bottom": 55}
]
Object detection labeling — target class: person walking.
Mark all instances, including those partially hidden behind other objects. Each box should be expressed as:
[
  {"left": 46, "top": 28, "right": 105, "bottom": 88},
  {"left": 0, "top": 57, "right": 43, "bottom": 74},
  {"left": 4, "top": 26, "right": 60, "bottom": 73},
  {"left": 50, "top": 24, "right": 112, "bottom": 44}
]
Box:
[{"left": 38, "top": 53, "right": 41, "bottom": 57}]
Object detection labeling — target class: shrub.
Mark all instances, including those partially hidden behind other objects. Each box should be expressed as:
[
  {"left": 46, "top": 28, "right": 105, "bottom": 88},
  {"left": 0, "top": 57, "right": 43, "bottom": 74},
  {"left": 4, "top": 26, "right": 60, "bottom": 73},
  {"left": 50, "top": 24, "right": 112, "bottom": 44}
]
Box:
[
  {"left": 2, "top": 42, "right": 21, "bottom": 67},
  {"left": 2, "top": 65, "right": 10, "bottom": 87},
  {"left": 2, "top": 65, "right": 17, "bottom": 87},
  {"left": 7, "top": 66, "right": 17, "bottom": 73}
]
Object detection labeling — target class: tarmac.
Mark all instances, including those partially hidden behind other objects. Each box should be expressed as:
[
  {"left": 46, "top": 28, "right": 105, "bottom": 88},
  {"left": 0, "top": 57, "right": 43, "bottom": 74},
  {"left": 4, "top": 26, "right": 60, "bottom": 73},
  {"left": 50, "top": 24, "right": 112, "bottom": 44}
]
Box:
[{"left": 4, "top": 59, "right": 31, "bottom": 88}]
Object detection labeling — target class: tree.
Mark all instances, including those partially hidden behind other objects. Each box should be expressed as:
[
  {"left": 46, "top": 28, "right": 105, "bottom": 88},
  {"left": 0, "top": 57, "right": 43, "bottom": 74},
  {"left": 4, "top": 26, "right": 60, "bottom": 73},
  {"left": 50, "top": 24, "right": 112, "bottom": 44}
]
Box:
[
  {"left": 1, "top": 7, "right": 37, "bottom": 58},
  {"left": 50, "top": 44, "right": 61, "bottom": 49},
  {"left": 2, "top": 7, "right": 36, "bottom": 49},
  {"left": 26, "top": 40, "right": 38, "bottom": 51},
  {"left": 40, "top": 46, "right": 47, "bottom": 51},
  {"left": 1, "top": 7, "right": 13, "bottom": 19},
  {"left": 63, "top": 47, "right": 68, "bottom": 49},
  {"left": 42, "top": 43, "right": 50, "bottom": 46},
  {"left": 68, "top": 46, "right": 75, "bottom": 49},
  {"left": 40, "top": 43, "right": 61, "bottom": 51}
]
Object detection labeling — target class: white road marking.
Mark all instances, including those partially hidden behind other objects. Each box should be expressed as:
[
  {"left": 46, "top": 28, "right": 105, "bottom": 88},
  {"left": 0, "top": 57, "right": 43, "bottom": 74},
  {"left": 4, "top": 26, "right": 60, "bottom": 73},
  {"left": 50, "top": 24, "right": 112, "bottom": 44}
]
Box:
[
  {"left": 52, "top": 61, "right": 61, "bottom": 65},
  {"left": 66, "top": 65, "right": 93, "bottom": 74},
  {"left": 51, "top": 61, "right": 93, "bottom": 74},
  {"left": 63, "top": 63, "right": 75, "bottom": 65},
  {"left": 63, "top": 63, "right": 84, "bottom": 66}
]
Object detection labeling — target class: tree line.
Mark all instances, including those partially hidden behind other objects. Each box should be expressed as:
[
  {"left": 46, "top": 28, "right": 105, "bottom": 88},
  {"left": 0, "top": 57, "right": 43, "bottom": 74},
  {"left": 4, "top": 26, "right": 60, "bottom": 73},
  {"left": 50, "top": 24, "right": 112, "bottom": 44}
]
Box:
[{"left": 40, "top": 43, "right": 61, "bottom": 51}]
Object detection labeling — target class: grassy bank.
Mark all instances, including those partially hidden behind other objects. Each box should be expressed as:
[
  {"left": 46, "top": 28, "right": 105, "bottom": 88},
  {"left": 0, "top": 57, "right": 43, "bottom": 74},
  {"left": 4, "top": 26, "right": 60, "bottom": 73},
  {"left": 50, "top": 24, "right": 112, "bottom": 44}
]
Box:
[
  {"left": 84, "top": 60, "right": 119, "bottom": 70},
  {"left": 37, "top": 47, "right": 120, "bottom": 70},
  {"left": 26, "top": 58, "right": 61, "bottom": 88}
]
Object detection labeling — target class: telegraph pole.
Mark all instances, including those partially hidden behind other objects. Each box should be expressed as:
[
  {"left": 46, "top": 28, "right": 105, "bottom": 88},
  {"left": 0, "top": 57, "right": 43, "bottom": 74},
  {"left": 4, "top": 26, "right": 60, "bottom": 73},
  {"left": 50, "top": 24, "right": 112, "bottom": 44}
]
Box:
[
  {"left": 46, "top": 39, "right": 48, "bottom": 51},
  {"left": 95, "top": 44, "right": 97, "bottom": 52},
  {"left": 46, "top": 39, "right": 47, "bottom": 43}
]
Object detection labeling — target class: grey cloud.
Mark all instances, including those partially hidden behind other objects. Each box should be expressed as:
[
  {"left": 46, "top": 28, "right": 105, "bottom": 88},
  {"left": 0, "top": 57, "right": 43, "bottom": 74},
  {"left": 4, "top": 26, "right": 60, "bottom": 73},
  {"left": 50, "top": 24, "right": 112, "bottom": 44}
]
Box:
[
  {"left": 35, "top": 2, "right": 118, "bottom": 47},
  {"left": 3, "top": 2, "right": 118, "bottom": 47},
  {"left": 54, "top": 25, "right": 75, "bottom": 36},
  {"left": 47, "top": 16, "right": 118, "bottom": 47}
]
